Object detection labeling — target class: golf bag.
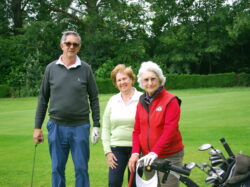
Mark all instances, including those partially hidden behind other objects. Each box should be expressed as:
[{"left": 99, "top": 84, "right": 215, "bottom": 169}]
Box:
[
  {"left": 206, "top": 138, "right": 250, "bottom": 187},
  {"left": 222, "top": 154, "right": 250, "bottom": 187}
]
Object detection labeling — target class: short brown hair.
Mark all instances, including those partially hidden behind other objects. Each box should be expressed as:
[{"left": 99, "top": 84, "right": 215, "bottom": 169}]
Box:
[{"left": 110, "top": 64, "right": 135, "bottom": 87}]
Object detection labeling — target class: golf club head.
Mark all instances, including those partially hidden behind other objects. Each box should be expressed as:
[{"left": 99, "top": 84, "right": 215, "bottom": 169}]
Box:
[
  {"left": 213, "top": 166, "right": 221, "bottom": 170},
  {"left": 185, "top": 162, "right": 196, "bottom": 170},
  {"left": 199, "top": 162, "right": 208, "bottom": 169},
  {"left": 208, "top": 149, "right": 222, "bottom": 155},
  {"left": 195, "top": 162, "right": 212, "bottom": 176},
  {"left": 211, "top": 159, "right": 224, "bottom": 166},
  {"left": 216, "top": 169, "right": 225, "bottom": 176},
  {"left": 208, "top": 167, "right": 225, "bottom": 175},
  {"left": 209, "top": 155, "right": 222, "bottom": 161},
  {"left": 199, "top": 144, "right": 213, "bottom": 151},
  {"left": 205, "top": 175, "right": 217, "bottom": 184}
]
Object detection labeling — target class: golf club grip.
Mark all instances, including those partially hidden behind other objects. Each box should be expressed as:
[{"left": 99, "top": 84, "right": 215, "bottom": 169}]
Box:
[
  {"left": 220, "top": 138, "right": 234, "bottom": 157},
  {"left": 149, "top": 163, "right": 191, "bottom": 176},
  {"left": 169, "top": 165, "right": 191, "bottom": 176},
  {"left": 179, "top": 175, "right": 200, "bottom": 187}
]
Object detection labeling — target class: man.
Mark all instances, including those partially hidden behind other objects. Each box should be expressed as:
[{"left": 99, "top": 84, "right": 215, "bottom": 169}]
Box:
[{"left": 33, "top": 30, "right": 100, "bottom": 187}]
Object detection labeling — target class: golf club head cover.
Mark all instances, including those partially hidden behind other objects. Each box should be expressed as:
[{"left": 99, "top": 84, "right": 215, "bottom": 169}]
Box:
[
  {"left": 91, "top": 127, "right": 100, "bottom": 144},
  {"left": 139, "top": 152, "right": 158, "bottom": 166}
]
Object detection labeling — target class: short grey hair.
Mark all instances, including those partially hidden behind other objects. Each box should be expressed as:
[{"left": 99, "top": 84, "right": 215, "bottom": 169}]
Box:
[
  {"left": 60, "top": 30, "right": 81, "bottom": 45},
  {"left": 137, "top": 61, "right": 166, "bottom": 89}
]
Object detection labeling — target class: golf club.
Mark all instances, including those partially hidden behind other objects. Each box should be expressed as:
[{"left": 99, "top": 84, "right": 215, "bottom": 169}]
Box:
[
  {"left": 220, "top": 138, "right": 234, "bottom": 157},
  {"left": 185, "top": 162, "right": 196, "bottom": 170},
  {"left": 31, "top": 139, "right": 42, "bottom": 187},
  {"left": 209, "top": 155, "right": 222, "bottom": 161},
  {"left": 128, "top": 172, "right": 135, "bottom": 187},
  {"left": 208, "top": 149, "right": 221, "bottom": 156},
  {"left": 205, "top": 173, "right": 218, "bottom": 184},
  {"left": 212, "top": 167, "right": 225, "bottom": 176},
  {"left": 211, "top": 159, "right": 224, "bottom": 166},
  {"left": 201, "top": 162, "right": 223, "bottom": 180},
  {"left": 186, "top": 162, "right": 211, "bottom": 176},
  {"left": 199, "top": 144, "right": 228, "bottom": 165}
]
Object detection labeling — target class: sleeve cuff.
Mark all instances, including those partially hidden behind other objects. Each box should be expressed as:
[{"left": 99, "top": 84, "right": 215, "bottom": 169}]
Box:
[
  {"left": 131, "top": 153, "right": 140, "bottom": 156},
  {"left": 93, "top": 123, "right": 100, "bottom": 127}
]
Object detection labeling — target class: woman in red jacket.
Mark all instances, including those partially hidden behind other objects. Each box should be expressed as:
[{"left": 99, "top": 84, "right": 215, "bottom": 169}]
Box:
[{"left": 128, "top": 61, "right": 184, "bottom": 187}]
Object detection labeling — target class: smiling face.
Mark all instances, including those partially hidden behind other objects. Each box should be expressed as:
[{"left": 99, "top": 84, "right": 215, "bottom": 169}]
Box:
[
  {"left": 141, "top": 70, "right": 161, "bottom": 96},
  {"left": 115, "top": 72, "right": 133, "bottom": 93},
  {"left": 60, "top": 34, "right": 81, "bottom": 59}
]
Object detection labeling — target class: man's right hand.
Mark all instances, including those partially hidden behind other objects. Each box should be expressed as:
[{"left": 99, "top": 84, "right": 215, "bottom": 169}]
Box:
[{"left": 33, "top": 128, "right": 44, "bottom": 144}]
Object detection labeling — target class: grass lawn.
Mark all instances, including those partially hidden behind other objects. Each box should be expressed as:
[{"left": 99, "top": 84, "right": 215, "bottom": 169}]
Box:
[{"left": 0, "top": 87, "right": 249, "bottom": 187}]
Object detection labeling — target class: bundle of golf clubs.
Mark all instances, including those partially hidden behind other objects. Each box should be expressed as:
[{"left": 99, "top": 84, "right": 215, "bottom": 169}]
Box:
[
  {"left": 186, "top": 138, "right": 236, "bottom": 186},
  {"left": 143, "top": 138, "right": 250, "bottom": 187}
]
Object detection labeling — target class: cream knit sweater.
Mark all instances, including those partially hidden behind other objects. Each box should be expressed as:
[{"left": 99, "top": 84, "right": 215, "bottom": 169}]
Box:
[{"left": 101, "top": 88, "right": 142, "bottom": 154}]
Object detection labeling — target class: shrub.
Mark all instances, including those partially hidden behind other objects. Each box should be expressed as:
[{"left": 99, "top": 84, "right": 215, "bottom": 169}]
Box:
[
  {"left": 96, "top": 79, "right": 118, "bottom": 94},
  {"left": 0, "top": 85, "right": 10, "bottom": 97},
  {"left": 96, "top": 73, "right": 249, "bottom": 93},
  {"left": 204, "top": 73, "right": 237, "bottom": 87},
  {"left": 96, "top": 79, "right": 142, "bottom": 94},
  {"left": 165, "top": 73, "right": 240, "bottom": 89},
  {"left": 7, "top": 50, "right": 43, "bottom": 97},
  {"left": 237, "top": 73, "right": 250, "bottom": 86},
  {"left": 166, "top": 74, "right": 203, "bottom": 89}
]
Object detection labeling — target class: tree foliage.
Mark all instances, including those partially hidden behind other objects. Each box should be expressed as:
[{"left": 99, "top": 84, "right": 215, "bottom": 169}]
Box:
[{"left": 0, "top": 0, "right": 249, "bottom": 96}]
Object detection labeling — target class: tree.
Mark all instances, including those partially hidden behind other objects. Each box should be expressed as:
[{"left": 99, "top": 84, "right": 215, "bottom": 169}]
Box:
[
  {"left": 0, "top": 0, "right": 249, "bottom": 95},
  {"left": 225, "top": 0, "right": 250, "bottom": 73}
]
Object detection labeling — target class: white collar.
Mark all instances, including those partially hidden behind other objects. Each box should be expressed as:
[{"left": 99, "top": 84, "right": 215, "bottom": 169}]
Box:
[{"left": 56, "top": 55, "right": 81, "bottom": 69}]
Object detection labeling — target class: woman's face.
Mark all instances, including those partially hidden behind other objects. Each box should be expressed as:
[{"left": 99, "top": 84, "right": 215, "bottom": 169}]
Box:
[
  {"left": 141, "top": 70, "right": 161, "bottom": 96},
  {"left": 116, "top": 72, "right": 133, "bottom": 93}
]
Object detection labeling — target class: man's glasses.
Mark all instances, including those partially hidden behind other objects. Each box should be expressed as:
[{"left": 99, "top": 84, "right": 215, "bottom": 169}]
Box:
[{"left": 64, "top": 42, "right": 80, "bottom": 48}]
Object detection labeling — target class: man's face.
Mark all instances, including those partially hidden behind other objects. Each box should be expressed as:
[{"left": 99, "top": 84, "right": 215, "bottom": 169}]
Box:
[{"left": 60, "top": 35, "right": 81, "bottom": 58}]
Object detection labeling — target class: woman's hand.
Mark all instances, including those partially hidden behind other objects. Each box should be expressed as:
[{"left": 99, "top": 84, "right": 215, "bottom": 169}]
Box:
[
  {"left": 128, "top": 153, "right": 140, "bottom": 173},
  {"left": 138, "top": 152, "right": 158, "bottom": 166},
  {"left": 106, "top": 152, "right": 118, "bottom": 169}
]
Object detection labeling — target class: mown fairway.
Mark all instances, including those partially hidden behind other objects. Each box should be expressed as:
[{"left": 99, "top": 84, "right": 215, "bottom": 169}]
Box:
[{"left": 0, "top": 87, "right": 249, "bottom": 187}]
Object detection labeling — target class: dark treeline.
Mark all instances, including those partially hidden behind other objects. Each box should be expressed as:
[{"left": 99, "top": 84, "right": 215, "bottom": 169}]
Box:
[{"left": 0, "top": 0, "right": 249, "bottom": 96}]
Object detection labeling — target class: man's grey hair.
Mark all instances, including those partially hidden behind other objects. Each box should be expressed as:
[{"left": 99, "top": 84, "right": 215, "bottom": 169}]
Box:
[
  {"left": 137, "top": 61, "right": 166, "bottom": 89},
  {"left": 60, "top": 30, "right": 81, "bottom": 45}
]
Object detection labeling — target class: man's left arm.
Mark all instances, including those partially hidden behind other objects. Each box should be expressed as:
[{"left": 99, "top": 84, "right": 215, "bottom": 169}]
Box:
[{"left": 87, "top": 67, "right": 100, "bottom": 144}]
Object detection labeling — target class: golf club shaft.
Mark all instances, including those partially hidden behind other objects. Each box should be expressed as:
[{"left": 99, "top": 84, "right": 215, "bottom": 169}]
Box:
[
  {"left": 31, "top": 144, "right": 38, "bottom": 187},
  {"left": 220, "top": 138, "right": 234, "bottom": 157},
  {"left": 128, "top": 172, "right": 134, "bottom": 187}
]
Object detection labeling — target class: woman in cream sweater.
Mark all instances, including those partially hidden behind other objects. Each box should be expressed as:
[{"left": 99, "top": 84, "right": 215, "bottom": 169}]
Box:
[{"left": 102, "top": 64, "right": 142, "bottom": 187}]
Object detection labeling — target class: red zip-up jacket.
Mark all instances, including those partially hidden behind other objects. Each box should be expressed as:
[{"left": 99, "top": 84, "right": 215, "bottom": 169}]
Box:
[{"left": 132, "top": 88, "right": 184, "bottom": 158}]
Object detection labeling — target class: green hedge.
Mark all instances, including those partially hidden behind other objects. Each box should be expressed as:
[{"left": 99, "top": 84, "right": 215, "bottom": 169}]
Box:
[
  {"left": 0, "top": 85, "right": 10, "bottom": 97},
  {"left": 166, "top": 73, "right": 238, "bottom": 89},
  {"left": 96, "top": 78, "right": 142, "bottom": 94},
  {"left": 237, "top": 73, "right": 250, "bottom": 86},
  {"left": 1, "top": 73, "right": 249, "bottom": 97},
  {"left": 96, "top": 79, "right": 118, "bottom": 94},
  {"left": 96, "top": 73, "right": 250, "bottom": 94}
]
